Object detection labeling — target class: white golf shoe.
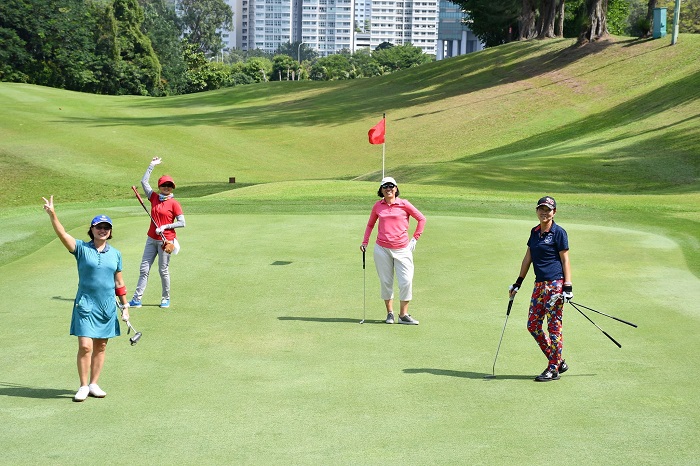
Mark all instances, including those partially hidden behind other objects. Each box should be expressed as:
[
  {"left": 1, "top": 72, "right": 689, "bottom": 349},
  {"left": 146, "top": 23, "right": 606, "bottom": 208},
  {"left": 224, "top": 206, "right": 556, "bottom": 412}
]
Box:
[
  {"left": 74, "top": 386, "right": 90, "bottom": 402},
  {"left": 88, "top": 383, "right": 107, "bottom": 398}
]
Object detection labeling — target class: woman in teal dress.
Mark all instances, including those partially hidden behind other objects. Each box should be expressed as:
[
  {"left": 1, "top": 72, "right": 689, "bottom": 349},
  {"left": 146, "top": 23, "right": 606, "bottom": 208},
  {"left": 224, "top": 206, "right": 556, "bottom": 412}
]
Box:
[{"left": 43, "top": 196, "right": 130, "bottom": 402}]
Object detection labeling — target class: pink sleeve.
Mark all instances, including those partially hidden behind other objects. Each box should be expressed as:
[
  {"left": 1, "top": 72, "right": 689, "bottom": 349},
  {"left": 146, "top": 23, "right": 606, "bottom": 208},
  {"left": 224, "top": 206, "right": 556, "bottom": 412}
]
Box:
[
  {"left": 405, "top": 200, "right": 426, "bottom": 240},
  {"left": 362, "top": 205, "right": 379, "bottom": 245}
]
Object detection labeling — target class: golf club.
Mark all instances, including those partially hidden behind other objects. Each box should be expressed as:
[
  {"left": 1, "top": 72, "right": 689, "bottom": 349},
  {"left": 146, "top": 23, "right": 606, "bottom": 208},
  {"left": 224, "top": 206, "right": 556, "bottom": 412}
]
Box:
[
  {"left": 570, "top": 301, "right": 637, "bottom": 328},
  {"left": 360, "top": 248, "right": 366, "bottom": 324},
  {"left": 126, "top": 320, "right": 143, "bottom": 346},
  {"left": 484, "top": 296, "right": 514, "bottom": 379},
  {"left": 131, "top": 186, "right": 173, "bottom": 252},
  {"left": 569, "top": 301, "right": 621, "bottom": 348}
]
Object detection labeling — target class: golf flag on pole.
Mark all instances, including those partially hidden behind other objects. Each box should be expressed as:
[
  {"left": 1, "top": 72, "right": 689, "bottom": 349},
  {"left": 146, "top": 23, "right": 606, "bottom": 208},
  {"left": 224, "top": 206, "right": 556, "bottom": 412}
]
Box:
[{"left": 368, "top": 118, "right": 385, "bottom": 145}]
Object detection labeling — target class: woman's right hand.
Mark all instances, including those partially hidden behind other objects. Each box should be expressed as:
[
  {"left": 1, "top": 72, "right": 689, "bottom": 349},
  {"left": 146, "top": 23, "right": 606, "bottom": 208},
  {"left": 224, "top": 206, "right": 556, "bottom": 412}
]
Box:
[
  {"left": 42, "top": 195, "right": 55, "bottom": 214},
  {"left": 150, "top": 157, "right": 162, "bottom": 165},
  {"left": 360, "top": 244, "right": 367, "bottom": 252}
]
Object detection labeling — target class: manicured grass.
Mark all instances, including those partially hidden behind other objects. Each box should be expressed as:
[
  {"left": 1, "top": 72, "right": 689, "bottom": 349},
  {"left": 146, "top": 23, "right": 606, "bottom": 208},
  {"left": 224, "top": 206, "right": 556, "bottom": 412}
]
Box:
[
  {"left": 2, "top": 212, "right": 698, "bottom": 463},
  {"left": 0, "top": 34, "right": 699, "bottom": 464}
]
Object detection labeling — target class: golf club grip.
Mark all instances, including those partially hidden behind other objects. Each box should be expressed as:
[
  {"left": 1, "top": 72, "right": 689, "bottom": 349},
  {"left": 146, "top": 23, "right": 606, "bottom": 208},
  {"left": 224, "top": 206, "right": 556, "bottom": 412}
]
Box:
[
  {"left": 571, "top": 303, "right": 622, "bottom": 349},
  {"left": 571, "top": 302, "right": 638, "bottom": 328},
  {"left": 362, "top": 249, "right": 365, "bottom": 269},
  {"left": 603, "top": 331, "right": 622, "bottom": 348},
  {"left": 506, "top": 298, "right": 513, "bottom": 316},
  {"left": 132, "top": 186, "right": 149, "bottom": 213}
]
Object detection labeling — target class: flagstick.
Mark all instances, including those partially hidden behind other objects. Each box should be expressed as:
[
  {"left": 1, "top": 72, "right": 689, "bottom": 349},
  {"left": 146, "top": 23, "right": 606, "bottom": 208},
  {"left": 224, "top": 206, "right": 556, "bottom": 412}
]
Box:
[
  {"left": 382, "top": 143, "right": 385, "bottom": 178},
  {"left": 382, "top": 113, "right": 386, "bottom": 177}
]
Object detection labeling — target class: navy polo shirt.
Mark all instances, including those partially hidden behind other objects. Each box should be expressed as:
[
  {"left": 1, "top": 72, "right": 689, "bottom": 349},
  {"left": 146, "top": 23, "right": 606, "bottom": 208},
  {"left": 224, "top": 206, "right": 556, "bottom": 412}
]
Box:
[{"left": 527, "top": 221, "right": 569, "bottom": 282}]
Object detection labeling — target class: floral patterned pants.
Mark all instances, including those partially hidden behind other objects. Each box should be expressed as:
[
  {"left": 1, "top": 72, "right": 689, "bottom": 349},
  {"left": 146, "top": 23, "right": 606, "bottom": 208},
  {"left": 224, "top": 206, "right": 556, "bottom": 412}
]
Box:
[{"left": 527, "top": 279, "right": 564, "bottom": 371}]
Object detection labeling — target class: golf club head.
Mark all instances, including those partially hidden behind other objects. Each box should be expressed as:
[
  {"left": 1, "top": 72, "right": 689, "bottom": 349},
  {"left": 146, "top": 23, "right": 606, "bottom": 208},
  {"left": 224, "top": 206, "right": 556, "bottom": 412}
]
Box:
[
  {"left": 483, "top": 374, "right": 496, "bottom": 379},
  {"left": 130, "top": 332, "right": 142, "bottom": 346},
  {"left": 359, "top": 319, "right": 365, "bottom": 324}
]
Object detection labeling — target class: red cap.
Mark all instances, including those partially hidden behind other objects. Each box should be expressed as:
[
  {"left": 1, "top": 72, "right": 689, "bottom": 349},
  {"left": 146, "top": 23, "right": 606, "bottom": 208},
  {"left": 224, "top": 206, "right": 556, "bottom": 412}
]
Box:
[{"left": 158, "top": 175, "right": 176, "bottom": 188}]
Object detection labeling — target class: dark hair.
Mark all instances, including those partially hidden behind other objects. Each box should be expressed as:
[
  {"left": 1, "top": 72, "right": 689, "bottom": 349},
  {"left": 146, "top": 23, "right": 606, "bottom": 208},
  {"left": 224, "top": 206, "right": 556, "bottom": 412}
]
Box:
[
  {"left": 88, "top": 227, "right": 113, "bottom": 240},
  {"left": 377, "top": 186, "right": 400, "bottom": 197}
]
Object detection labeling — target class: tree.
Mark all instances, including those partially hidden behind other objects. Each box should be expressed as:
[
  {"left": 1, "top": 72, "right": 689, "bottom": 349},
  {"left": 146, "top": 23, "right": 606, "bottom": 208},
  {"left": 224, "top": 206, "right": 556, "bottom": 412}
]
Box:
[
  {"left": 454, "top": 0, "right": 520, "bottom": 46},
  {"left": 140, "top": 0, "right": 186, "bottom": 95},
  {"left": 372, "top": 43, "right": 432, "bottom": 72},
  {"left": 309, "top": 54, "right": 354, "bottom": 80},
  {"left": 113, "top": 0, "right": 161, "bottom": 95},
  {"left": 584, "top": 0, "right": 610, "bottom": 42},
  {"left": 178, "top": 0, "right": 233, "bottom": 56},
  {"left": 272, "top": 54, "right": 299, "bottom": 81}
]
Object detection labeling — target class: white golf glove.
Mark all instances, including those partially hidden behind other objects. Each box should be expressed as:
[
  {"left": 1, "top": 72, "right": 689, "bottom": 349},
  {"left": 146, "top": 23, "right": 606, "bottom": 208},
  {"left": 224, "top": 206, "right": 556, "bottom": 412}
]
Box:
[
  {"left": 120, "top": 304, "right": 130, "bottom": 322},
  {"left": 150, "top": 157, "right": 162, "bottom": 166},
  {"left": 562, "top": 284, "right": 573, "bottom": 302},
  {"left": 408, "top": 238, "right": 417, "bottom": 251},
  {"left": 155, "top": 227, "right": 163, "bottom": 235}
]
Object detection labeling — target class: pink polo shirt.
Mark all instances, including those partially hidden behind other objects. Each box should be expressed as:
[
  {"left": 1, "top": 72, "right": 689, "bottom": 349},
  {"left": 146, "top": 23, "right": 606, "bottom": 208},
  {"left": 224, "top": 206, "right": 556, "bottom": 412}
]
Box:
[{"left": 363, "top": 198, "right": 426, "bottom": 249}]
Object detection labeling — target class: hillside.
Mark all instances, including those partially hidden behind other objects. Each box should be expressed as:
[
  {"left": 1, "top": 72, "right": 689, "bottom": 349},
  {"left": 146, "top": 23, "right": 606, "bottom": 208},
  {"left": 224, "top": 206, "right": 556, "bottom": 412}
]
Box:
[{"left": 1, "top": 35, "right": 699, "bottom": 207}]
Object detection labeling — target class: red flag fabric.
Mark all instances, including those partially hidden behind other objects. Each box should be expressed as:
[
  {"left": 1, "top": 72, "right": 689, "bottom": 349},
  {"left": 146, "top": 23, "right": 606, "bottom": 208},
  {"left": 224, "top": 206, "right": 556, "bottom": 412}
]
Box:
[{"left": 368, "top": 118, "right": 385, "bottom": 145}]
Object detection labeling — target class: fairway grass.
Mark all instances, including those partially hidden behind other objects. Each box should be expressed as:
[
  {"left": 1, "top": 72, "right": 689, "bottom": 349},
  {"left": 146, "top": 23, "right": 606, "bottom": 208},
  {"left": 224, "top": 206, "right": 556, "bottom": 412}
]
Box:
[{"left": 1, "top": 212, "right": 698, "bottom": 464}]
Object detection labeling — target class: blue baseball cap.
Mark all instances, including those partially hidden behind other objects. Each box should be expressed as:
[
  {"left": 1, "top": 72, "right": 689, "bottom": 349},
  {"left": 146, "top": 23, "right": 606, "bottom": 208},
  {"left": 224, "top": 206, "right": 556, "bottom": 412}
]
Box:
[
  {"left": 91, "top": 215, "right": 113, "bottom": 227},
  {"left": 536, "top": 196, "right": 556, "bottom": 210}
]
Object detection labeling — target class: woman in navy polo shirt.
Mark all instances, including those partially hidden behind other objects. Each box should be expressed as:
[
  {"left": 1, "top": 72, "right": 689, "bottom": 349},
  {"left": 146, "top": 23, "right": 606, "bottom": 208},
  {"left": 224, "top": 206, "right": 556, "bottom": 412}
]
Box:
[{"left": 509, "top": 196, "right": 573, "bottom": 382}]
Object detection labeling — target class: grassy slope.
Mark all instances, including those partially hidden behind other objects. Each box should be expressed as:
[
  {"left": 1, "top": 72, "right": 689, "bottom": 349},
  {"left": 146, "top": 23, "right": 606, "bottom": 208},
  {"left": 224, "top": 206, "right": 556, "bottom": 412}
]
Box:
[{"left": 1, "top": 35, "right": 699, "bottom": 274}]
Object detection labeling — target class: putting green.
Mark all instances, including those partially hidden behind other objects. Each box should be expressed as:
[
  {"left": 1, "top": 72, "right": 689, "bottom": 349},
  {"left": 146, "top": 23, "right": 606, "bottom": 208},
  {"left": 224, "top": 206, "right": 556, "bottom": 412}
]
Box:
[{"left": 1, "top": 212, "right": 698, "bottom": 463}]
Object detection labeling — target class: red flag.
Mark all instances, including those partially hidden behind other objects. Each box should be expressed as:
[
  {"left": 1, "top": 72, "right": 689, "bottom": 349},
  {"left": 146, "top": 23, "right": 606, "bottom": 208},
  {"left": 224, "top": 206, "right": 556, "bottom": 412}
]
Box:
[{"left": 368, "top": 118, "right": 385, "bottom": 145}]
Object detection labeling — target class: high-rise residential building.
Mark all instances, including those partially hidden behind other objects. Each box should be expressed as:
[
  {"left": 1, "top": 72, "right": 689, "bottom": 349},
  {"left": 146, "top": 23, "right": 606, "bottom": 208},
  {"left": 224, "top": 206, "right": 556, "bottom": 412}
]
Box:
[
  {"left": 225, "top": 0, "right": 353, "bottom": 56},
  {"left": 354, "top": 0, "right": 371, "bottom": 32},
  {"left": 436, "top": 0, "right": 483, "bottom": 59},
  {"left": 369, "top": 0, "right": 439, "bottom": 55}
]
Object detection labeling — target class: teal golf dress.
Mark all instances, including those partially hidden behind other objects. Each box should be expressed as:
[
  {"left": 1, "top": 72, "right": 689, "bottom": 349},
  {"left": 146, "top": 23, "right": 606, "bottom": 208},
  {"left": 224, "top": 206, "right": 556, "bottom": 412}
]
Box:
[{"left": 69, "top": 240, "right": 122, "bottom": 338}]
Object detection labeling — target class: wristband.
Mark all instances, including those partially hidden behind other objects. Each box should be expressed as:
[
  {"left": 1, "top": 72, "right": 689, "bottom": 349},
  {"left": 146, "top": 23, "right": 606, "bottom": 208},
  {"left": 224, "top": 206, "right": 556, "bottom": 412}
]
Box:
[
  {"left": 562, "top": 284, "right": 573, "bottom": 293},
  {"left": 115, "top": 286, "right": 127, "bottom": 296},
  {"left": 515, "top": 277, "right": 524, "bottom": 287}
]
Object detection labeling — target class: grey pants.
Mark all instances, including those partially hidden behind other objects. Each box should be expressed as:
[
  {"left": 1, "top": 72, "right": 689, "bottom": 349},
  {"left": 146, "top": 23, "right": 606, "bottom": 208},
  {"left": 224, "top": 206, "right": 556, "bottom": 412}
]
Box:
[{"left": 133, "top": 236, "right": 171, "bottom": 300}]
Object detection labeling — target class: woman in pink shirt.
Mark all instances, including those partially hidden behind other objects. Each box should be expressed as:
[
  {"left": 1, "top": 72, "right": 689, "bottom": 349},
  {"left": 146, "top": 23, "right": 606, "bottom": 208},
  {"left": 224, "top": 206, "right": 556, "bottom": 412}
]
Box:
[{"left": 361, "top": 177, "right": 426, "bottom": 324}]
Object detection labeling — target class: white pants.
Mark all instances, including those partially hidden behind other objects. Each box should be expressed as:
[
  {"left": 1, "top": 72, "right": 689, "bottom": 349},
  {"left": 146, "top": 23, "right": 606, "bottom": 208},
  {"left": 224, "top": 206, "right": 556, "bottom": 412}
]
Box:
[{"left": 373, "top": 244, "right": 414, "bottom": 301}]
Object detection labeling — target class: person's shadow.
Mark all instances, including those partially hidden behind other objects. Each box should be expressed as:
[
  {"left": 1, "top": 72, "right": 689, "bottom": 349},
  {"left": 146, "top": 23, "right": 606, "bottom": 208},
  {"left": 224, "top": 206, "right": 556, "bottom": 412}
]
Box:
[
  {"left": 403, "top": 368, "right": 535, "bottom": 380},
  {"left": 0, "top": 382, "right": 74, "bottom": 399}
]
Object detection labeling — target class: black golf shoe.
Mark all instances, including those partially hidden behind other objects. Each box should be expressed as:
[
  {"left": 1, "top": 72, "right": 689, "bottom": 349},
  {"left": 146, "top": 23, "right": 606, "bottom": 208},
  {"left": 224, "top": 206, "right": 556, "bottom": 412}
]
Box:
[
  {"left": 534, "top": 368, "right": 560, "bottom": 382},
  {"left": 559, "top": 360, "right": 569, "bottom": 374}
]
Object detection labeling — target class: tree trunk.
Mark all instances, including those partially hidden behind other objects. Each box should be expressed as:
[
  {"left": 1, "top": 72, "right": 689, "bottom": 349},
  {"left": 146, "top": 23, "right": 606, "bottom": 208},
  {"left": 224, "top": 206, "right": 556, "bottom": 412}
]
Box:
[
  {"left": 645, "top": 0, "right": 657, "bottom": 36},
  {"left": 555, "top": 0, "right": 565, "bottom": 37},
  {"left": 519, "top": 0, "right": 537, "bottom": 40},
  {"left": 538, "top": 0, "right": 558, "bottom": 38},
  {"left": 585, "top": 0, "right": 609, "bottom": 42}
]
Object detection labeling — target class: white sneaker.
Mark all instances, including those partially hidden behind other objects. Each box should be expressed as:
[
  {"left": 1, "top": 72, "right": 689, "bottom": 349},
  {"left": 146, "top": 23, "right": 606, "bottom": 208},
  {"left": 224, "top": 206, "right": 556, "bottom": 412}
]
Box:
[
  {"left": 88, "top": 383, "right": 107, "bottom": 398},
  {"left": 74, "top": 386, "right": 90, "bottom": 402}
]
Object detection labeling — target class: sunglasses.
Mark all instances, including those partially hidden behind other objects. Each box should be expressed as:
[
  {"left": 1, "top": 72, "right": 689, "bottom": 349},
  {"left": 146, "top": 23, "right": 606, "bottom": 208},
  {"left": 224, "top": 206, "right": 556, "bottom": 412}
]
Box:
[
  {"left": 93, "top": 224, "right": 112, "bottom": 230},
  {"left": 160, "top": 184, "right": 174, "bottom": 189},
  {"left": 381, "top": 184, "right": 396, "bottom": 189}
]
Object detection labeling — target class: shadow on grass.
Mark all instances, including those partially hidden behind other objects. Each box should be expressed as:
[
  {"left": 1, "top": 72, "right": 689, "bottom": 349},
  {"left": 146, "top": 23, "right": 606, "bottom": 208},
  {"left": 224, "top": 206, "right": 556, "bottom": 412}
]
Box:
[
  {"left": 403, "top": 368, "right": 531, "bottom": 380},
  {"left": 0, "top": 382, "right": 73, "bottom": 399},
  {"left": 278, "top": 316, "right": 370, "bottom": 323},
  {"left": 404, "top": 368, "right": 596, "bottom": 380}
]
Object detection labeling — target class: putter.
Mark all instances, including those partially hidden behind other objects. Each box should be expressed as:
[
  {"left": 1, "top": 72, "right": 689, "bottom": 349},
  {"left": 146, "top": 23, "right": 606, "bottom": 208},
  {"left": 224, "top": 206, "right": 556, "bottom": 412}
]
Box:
[
  {"left": 484, "top": 296, "right": 514, "bottom": 379},
  {"left": 360, "top": 249, "right": 366, "bottom": 324},
  {"left": 570, "top": 301, "right": 637, "bottom": 328},
  {"left": 126, "top": 320, "right": 143, "bottom": 346},
  {"left": 569, "top": 302, "right": 621, "bottom": 348}
]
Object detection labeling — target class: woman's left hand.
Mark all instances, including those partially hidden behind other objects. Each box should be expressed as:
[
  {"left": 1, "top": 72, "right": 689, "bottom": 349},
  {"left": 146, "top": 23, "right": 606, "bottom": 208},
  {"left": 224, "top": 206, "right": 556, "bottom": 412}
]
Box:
[
  {"left": 120, "top": 305, "right": 130, "bottom": 322},
  {"left": 409, "top": 238, "right": 417, "bottom": 251}
]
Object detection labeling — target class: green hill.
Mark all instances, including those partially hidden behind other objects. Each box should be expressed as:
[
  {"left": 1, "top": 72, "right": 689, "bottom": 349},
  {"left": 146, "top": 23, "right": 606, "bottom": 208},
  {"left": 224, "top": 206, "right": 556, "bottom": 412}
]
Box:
[{"left": 1, "top": 35, "right": 698, "bottom": 272}]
